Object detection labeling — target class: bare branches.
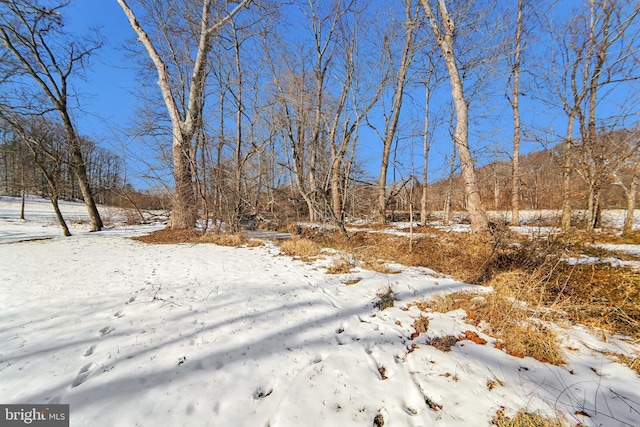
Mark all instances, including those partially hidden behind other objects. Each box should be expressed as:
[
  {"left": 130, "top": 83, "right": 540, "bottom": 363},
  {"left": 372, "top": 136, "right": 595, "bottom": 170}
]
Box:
[{"left": 0, "top": 0, "right": 104, "bottom": 230}]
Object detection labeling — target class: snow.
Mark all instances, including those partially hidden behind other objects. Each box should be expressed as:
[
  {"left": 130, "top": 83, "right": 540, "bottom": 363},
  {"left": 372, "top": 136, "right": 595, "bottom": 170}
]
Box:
[{"left": 2, "top": 198, "right": 640, "bottom": 426}]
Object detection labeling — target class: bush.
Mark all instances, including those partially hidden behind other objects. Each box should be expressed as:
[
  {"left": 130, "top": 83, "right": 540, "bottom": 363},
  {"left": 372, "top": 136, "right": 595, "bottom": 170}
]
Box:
[{"left": 278, "top": 237, "right": 322, "bottom": 258}]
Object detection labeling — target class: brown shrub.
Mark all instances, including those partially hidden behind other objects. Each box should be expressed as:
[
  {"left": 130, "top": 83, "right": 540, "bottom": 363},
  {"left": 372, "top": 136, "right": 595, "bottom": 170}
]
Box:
[
  {"left": 133, "top": 228, "right": 202, "bottom": 244},
  {"left": 326, "top": 256, "right": 355, "bottom": 274},
  {"left": 415, "top": 291, "right": 565, "bottom": 365},
  {"left": 492, "top": 408, "right": 564, "bottom": 427},
  {"left": 132, "top": 229, "right": 263, "bottom": 247},
  {"left": 278, "top": 237, "right": 322, "bottom": 258},
  {"left": 411, "top": 316, "right": 430, "bottom": 339},
  {"left": 299, "top": 226, "right": 640, "bottom": 340}
]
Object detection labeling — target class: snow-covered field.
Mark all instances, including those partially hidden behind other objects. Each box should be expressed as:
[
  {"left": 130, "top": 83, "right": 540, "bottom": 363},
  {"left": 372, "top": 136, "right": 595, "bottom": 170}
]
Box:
[{"left": 1, "top": 197, "right": 640, "bottom": 426}]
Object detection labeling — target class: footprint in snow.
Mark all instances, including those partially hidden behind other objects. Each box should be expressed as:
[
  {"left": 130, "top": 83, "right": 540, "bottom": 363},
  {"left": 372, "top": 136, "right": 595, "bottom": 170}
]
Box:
[
  {"left": 71, "top": 363, "right": 93, "bottom": 388},
  {"left": 253, "top": 387, "right": 273, "bottom": 400},
  {"left": 99, "top": 326, "right": 115, "bottom": 336},
  {"left": 83, "top": 345, "right": 96, "bottom": 357},
  {"left": 113, "top": 311, "right": 124, "bottom": 318},
  {"left": 125, "top": 296, "right": 136, "bottom": 304}
]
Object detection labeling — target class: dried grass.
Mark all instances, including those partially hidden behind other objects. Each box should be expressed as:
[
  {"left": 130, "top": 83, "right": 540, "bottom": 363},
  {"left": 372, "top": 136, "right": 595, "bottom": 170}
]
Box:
[
  {"left": 302, "top": 226, "right": 640, "bottom": 341},
  {"left": 278, "top": 237, "right": 322, "bottom": 258},
  {"left": 424, "top": 292, "right": 564, "bottom": 364},
  {"left": 132, "top": 228, "right": 263, "bottom": 247},
  {"left": 375, "top": 287, "right": 396, "bottom": 311},
  {"left": 492, "top": 408, "right": 564, "bottom": 427},
  {"left": 605, "top": 352, "right": 640, "bottom": 377},
  {"left": 326, "top": 255, "right": 355, "bottom": 274}
]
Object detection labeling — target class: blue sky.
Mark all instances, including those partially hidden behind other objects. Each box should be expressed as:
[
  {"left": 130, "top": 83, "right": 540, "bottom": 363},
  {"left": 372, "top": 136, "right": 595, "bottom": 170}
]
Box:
[{"left": 66, "top": 1, "right": 136, "bottom": 133}]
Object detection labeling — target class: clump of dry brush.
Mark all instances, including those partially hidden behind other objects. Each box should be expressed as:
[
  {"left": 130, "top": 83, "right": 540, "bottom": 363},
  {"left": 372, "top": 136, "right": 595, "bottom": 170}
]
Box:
[{"left": 292, "top": 224, "right": 640, "bottom": 368}]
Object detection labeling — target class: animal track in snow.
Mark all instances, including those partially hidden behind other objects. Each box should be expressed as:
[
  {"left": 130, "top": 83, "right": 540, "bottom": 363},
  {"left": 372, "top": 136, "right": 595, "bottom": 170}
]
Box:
[
  {"left": 125, "top": 296, "right": 136, "bottom": 304},
  {"left": 113, "top": 311, "right": 124, "bottom": 318},
  {"left": 99, "top": 326, "right": 115, "bottom": 336},
  {"left": 71, "top": 363, "right": 93, "bottom": 387},
  {"left": 83, "top": 345, "right": 96, "bottom": 357},
  {"left": 253, "top": 387, "right": 273, "bottom": 399}
]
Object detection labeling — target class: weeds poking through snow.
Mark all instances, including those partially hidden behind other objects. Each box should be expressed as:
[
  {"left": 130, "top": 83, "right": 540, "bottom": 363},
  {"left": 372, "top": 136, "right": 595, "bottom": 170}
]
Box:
[
  {"left": 416, "top": 292, "right": 565, "bottom": 364},
  {"left": 375, "top": 287, "right": 396, "bottom": 311},
  {"left": 492, "top": 407, "right": 564, "bottom": 427},
  {"left": 377, "top": 366, "right": 388, "bottom": 380},
  {"left": 133, "top": 229, "right": 263, "bottom": 247},
  {"left": 424, "top": 395, "right": 443, "bottom": 411},
  {"left": 326, "top": 255, "right": 355, "bottom": 274},
  {"left": 426, "top": 335, "right": 459, "bottom": 352},
  {"left": 411, "top": 316, "right": 429, "bottom": 339},
  {"left": 296, "top": 226, "right": 640, "bottom": 342}
]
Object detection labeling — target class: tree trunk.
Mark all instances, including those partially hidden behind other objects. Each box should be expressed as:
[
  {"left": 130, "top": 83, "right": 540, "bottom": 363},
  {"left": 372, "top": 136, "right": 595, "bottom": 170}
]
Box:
[
  {"left": 623, "top": 174, "right": 638, "bottom": 236},
  {"left": 421, "top": 0, "right": 488, "bottom": 233},
  {"left": 62, "top": 114, "right": 103, "bottom": 231},
  {"left": 20, "top": 167, "right": 25, "bottom": 220},
  {"left": 421, "top": 84, "right": 430, "bottom": 226},
  {"left": 510, "top": 0, "right": 523, "bottom": 226},
  {"left": 50, "top": 193, "right": 71, "bottom": 237},
  {"left": 376, "top": 2, "right": 419, "bottom": 224},
  {"left": 443, "top": 143, "right": 456, "bottom": 226},
  {"left": 171, "top": 139, "right": 197, "bottom": 230},
  {"left": 233, "top": 22, "right": 244, "bottom": 231},
  {"left": 561, "top": 113, "right": 575, "bottom": 230}
]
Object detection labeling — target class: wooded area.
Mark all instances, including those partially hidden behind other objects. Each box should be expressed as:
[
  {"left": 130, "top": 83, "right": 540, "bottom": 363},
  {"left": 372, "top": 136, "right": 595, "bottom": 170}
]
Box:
[{"left": 0, "top": 0, "right": 637, "bottom": 236}]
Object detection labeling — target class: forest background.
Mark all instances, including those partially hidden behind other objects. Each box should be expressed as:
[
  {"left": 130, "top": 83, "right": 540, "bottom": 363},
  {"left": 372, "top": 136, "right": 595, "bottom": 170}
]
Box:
[{"left": 0, "top": 0, "right": 637, "bottom": 234}]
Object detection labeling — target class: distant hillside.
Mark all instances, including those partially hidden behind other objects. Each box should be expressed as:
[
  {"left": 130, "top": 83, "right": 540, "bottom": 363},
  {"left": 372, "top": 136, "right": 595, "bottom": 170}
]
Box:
[{"left": 390, "top": 127, "right": 639, "bottom": 215}]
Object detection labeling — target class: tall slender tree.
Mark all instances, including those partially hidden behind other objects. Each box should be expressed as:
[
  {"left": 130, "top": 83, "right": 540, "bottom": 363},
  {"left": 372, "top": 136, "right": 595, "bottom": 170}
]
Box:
[
  {"left": 375, "top": 0, "right": 422, "bottom": 224},
  {"left": 509, "top": 0, "right": 524, "bottom": 226},
  {"left": 419, "top": 0, "right": 489, "bottom": 233}
]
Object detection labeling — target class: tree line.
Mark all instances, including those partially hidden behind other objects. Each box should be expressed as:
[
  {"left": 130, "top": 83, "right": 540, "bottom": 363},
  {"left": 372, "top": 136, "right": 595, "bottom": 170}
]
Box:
[
  {"left": 0, "top": 0, "right": 637, "bottom": 236},
  {"left": 0, "top": 117, "right": 125, "bottom": 203}
]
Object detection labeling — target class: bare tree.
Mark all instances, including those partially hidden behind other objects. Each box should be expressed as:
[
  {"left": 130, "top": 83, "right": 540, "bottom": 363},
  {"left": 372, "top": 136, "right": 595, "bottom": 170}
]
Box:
[
  {"left": 606, "top": 128, "right": 639, "bottom": 236},
  {"left": 117, "top": 0, "right": 252, "bottom": 230},
  {"left": 321, "top": 2, "right": 386, "bottom": 232},
  {"left": 374, "top": 0, "right": 422, "bottom": 224},
  {"left": 419, "top": 0, "right": 489, "bottom": 233},
  {"left": 550, "top": 0, "right": 639, "bottom": 230},
  {"left": 508, "top": 0, "right": 524, "bottom": 226},
  {"left": 1, "top": 114, "right": 71, "bottom": 235},
  {"left": 418, "top": 53, "right": 445, "bottom": 226},
  {"left": 264, "top": 0, "right": 384, "bottom": 226},
  {"left": 222, "top": 10, "right": 269, "bottom": 230},
  {"left": 0, "top": 0, "right": 104, "bottom": 231}
]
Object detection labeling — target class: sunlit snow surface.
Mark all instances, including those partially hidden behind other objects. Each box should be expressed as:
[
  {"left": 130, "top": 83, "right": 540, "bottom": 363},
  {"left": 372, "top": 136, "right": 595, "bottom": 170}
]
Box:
[{"left": 1, "top": 197, "right": 639, "bottom": 427}]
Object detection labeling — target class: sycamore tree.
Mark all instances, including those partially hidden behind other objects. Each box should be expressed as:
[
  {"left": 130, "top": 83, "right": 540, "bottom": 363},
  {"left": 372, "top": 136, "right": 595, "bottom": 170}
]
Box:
[
  {"left": 419, "top": 0, "right": 491, "bottom": 233},
  {"left": 117, "top": 0, "right": 252, "bottom": 230}
]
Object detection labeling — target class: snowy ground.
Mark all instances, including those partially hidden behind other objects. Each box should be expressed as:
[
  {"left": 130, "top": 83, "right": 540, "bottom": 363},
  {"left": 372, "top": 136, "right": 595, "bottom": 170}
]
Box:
[{"left": 1, "top": 198, "right": 640, "bottom": 426}]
